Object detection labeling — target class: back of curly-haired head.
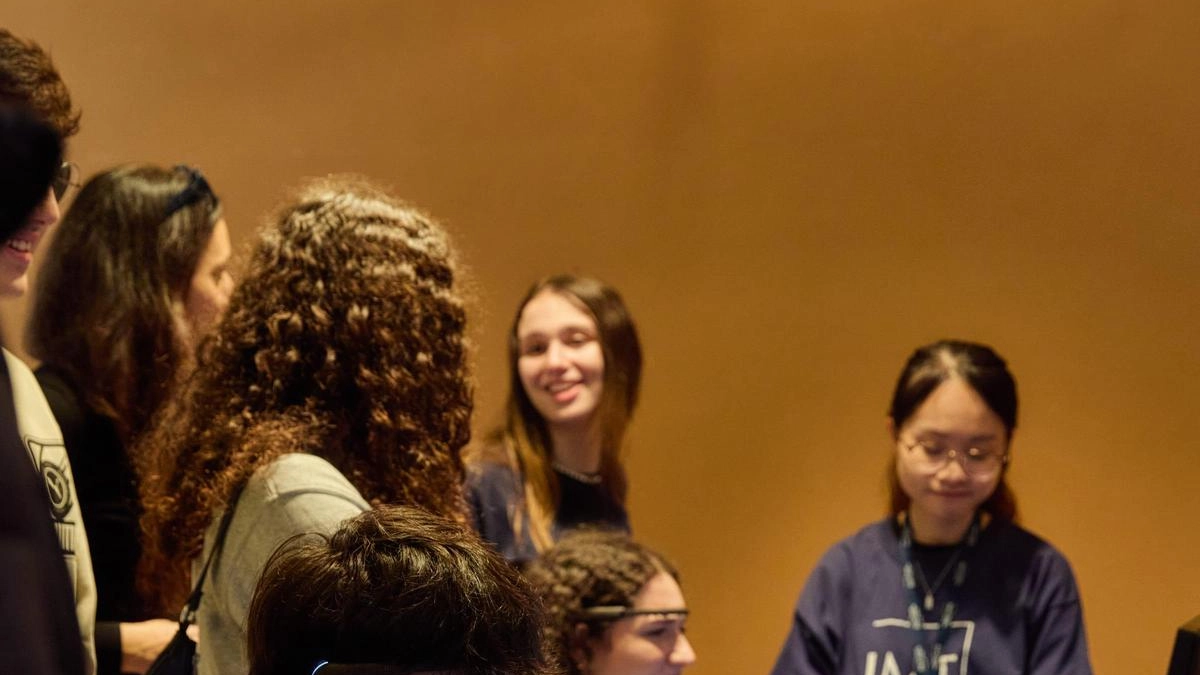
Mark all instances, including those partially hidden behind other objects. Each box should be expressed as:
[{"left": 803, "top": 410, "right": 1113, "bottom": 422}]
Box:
[
  {"left": 138, "top": 176, "right": 473, "bottom": 608},
  {"left": 0, "top": 29, "right": 80, "bottom": 138},
  {"left": 522, "top": 529, "right": 678, "bottom": 675},
  {"left": 247, "top": 506, "right": 557, "bottom": 675}
]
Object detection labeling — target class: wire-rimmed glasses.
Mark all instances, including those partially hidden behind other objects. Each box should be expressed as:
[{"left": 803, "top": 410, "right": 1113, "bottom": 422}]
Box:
[{"left": 899, "top": 437, "right": 1007, "bottom": 478}]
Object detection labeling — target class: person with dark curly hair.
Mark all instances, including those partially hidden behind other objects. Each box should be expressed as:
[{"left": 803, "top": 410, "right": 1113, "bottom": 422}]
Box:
[
  {"left": 138, "top": 177, "right": 474, "bottom": 675},
  {"left": 247, "top": 505, "right": 555, "bottom": 675},
  {"left": 524, "top": 529, "right": 696, "bottom": 675},
  {"left": 467, "top": 276, "right": 641, "bottom": 564},
  {"left": 770, "top": 340, "right": 1092, "bottom": 675},
  {"left": 28, "top": 164, "right": 233, "bottom": 675}
]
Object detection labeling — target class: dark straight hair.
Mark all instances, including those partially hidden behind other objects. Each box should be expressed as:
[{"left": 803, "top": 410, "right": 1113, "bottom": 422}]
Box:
[
  {"left": 27, "top": 164, "right": 222, "bottom": 443},
  {"left": 886, "top": 339, "right": 1018, "bottom": 522}
]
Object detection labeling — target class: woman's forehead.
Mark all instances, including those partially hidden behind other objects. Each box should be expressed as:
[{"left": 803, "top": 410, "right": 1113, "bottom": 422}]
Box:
[{"left": 517, "top": 290, "right": 597, "bottom": 336}]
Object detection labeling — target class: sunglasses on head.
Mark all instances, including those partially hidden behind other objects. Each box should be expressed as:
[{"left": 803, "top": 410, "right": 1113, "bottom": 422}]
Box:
[{"left": 51, "top": 161, "right": 79, "bottom": 202}]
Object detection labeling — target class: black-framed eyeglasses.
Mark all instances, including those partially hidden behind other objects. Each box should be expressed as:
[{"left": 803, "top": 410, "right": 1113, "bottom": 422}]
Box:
[
  {"left": 51, "top": 161, "right": 79, "bottom": 202},
  {"left": 577, "top": 605, "right": 690, "bottom": 622},
  {"left": 164, "top": 164, "right": 218, "bottom": 219}
]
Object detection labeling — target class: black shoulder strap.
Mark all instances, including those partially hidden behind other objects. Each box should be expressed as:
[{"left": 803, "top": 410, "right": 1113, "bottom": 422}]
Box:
[{"left": 180, "top": 480, "right": 247, "bottom": 623}]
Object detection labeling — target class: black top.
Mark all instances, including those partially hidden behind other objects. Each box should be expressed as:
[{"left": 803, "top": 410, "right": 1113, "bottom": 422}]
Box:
[
  {"left": 466, "top": 461, "right": 629, "bottom": 564},
  {"left": 36, "top": 365, "right": 147, "bottom": 675}
]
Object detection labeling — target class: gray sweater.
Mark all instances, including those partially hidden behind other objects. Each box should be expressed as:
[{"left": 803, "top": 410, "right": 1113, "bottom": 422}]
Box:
[{"left": 193, "top": 453, "right": 369, "bottom": 675}]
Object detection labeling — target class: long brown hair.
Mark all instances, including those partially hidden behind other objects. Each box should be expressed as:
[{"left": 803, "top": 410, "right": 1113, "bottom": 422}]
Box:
[
  {"left": 28, "top": 164, "right": 222, "bottom": 443},
  {"left": 471, "top": 275, "right": 641, "bottom": 553},
  {"left": 139, "top": 177, "right": 472, "bottom": 608}
]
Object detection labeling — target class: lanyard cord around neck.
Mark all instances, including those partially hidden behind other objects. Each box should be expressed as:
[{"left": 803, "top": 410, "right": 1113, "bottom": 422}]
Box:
[{"left": 897, "top": 512, "right": 981, "bottom": 675}]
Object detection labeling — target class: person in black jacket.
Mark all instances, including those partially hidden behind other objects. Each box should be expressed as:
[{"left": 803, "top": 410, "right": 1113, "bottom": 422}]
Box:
[
  {"left": 2, "top": 26, "right": 96, "bottom": 675},
  {"left": 0, "top": 101, "right": 87, "bottom": 675}
]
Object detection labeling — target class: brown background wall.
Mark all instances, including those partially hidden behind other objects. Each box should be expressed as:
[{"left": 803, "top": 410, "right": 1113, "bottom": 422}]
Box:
[{"left": 5, "top": 2, "right": 1198, "bottom": 673}]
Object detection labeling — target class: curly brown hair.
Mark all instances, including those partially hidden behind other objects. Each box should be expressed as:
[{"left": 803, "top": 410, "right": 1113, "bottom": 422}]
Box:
[
  {"left": 522, "top": 529, "right": 677, "bottom": 675},
  {"left": 0, "top": 29, "right": 80, "bottom": 138},
  {"left": 138, "top": 177, "right": 473, "bottom": 608}
]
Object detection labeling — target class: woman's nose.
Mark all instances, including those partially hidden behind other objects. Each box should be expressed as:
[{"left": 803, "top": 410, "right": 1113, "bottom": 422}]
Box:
[
  {"left": 544, "top": 340, "right": 567, "bottom": 368},
  {"left": 670, "top": 633, "right": 697, "bottom": 666},
  {"left": 936, "top": 451, "right": 970, "bottom": 482}
]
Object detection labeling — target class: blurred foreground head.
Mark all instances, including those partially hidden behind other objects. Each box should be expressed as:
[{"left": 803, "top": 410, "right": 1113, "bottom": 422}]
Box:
[{"left": 247, "top": 506, "right": 557, "bottom": 675}]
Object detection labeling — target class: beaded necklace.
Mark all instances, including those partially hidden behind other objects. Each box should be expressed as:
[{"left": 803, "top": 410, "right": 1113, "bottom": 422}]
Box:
[{"left": 897, "top": 512, "right": 981, "bottom": 675}]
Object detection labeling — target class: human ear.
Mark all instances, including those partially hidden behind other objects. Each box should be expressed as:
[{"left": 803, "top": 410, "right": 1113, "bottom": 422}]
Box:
[{"left": 568, "top": 622, "right": 593, "bottom": 672}]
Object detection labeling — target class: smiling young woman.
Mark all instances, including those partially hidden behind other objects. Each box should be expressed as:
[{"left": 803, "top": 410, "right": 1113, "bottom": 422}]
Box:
[
  {"left": 770, "top": 339, "right": 1093, "bottom": 675},
  {"left": 465, "top": 275, "right": 642, "bottom": 563}
]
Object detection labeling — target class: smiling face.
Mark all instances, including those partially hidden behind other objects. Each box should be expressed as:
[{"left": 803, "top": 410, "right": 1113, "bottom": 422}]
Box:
[
  {"left": 516, "top": 289, "right": 606, "bottom": 430},
  {"left": 894, "top": 377, "right": 1008, "bottom": 540},
  {"left": 586, "top": 572, "right": 696, "bottom": 675},
  {"left": 1, "top": 187, "right": 58, "bottom": 297}
]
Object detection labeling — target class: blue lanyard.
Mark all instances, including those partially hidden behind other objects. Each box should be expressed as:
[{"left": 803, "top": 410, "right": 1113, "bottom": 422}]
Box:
[{"left": 897, "top": 512, "right": 980, "bottom": 675}]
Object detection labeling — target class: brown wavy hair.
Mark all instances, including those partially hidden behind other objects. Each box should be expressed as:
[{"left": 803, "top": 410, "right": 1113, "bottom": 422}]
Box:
[
  {"left": 28, "top": 164, "right": 223, "bottom": 444},
  {"left": 468, "top": 275, "right": 641, "bottom": 553},
  {"left": 138, "top": 177, "right": 472, "bottom": 608},
  {"left": 523, "top": 529, "right": 677, "bottom": 675},
  {"left": 0, "top": 29, "right": 80, "bottom": 138}
]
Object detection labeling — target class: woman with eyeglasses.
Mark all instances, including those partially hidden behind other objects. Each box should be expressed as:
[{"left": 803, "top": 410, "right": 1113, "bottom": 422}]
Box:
[
  {"left": 524, "top": 529, "right": 696, "bottom": 675},
  {"left": 137, "top": 177, "right": 472, "bottom": 675},
  {"left": 27, "top": 164, "right": 233, "bottom": 675},
  {"left": 770, "top": 340, "right": 1093, "bottom": 675},
  {"left": 466, "top": 275, "right": 641, "bottom": 564}
]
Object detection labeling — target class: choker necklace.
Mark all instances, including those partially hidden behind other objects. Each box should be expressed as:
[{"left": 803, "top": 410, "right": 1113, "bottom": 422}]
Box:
[{"left": 552, "top": 461, "right": 603, "bottom": 485}]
